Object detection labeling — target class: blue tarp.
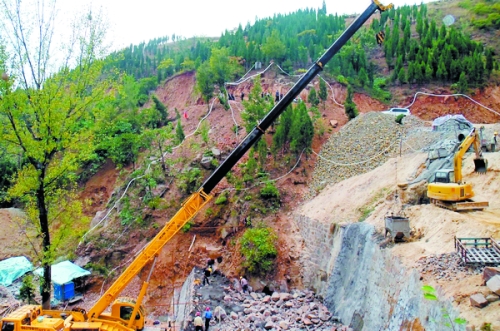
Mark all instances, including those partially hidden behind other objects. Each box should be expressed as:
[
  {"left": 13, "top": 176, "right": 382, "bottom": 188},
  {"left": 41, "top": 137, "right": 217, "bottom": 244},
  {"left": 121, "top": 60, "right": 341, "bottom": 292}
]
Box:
[
  {"left": 34, "top": 260, "right": 90, "bottom": 285},
  {"left": 0, "top": 256, "right": 33, "bottom": 286}
]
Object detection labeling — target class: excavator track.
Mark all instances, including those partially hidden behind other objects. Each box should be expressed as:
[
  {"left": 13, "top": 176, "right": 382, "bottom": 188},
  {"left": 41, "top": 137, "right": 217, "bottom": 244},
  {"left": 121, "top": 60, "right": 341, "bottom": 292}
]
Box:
[{"left": 431, "top": 199, "right": 489, "bottom": 211}]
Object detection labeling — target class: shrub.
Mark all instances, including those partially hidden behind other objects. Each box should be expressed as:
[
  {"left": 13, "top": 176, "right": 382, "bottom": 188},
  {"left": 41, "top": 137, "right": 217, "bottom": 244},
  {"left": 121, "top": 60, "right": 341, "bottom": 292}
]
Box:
[
  {"left": 19, "top": 275, "right": 36, "bottom": 303},
  {"left": 260, "top": 182, "right": 280, "bottom": 200},
  {"left": 215, "top": 193, "right": 228, "bottom": 205},
  {"left": 239, "top": 226, "right": 278, "bottom": 274}
]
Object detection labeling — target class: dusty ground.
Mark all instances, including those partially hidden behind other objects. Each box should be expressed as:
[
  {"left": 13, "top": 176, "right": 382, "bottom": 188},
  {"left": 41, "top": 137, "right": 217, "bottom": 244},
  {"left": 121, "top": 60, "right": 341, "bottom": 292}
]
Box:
[{"left": 2, "top": 69, "right": 500, "bottom": 328}]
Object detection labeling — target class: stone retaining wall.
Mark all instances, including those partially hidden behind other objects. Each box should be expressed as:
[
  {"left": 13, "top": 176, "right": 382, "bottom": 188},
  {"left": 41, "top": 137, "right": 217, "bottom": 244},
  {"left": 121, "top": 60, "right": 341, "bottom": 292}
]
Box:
[{"left": 294, "top": 217, "right": 465, "bottom": 331}]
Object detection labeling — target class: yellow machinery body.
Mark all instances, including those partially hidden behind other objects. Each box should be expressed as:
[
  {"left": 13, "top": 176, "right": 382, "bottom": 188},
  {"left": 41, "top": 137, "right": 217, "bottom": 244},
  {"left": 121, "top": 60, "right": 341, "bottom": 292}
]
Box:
[{"left": 427, "top": 128, "right": 488, "bottom": 210}]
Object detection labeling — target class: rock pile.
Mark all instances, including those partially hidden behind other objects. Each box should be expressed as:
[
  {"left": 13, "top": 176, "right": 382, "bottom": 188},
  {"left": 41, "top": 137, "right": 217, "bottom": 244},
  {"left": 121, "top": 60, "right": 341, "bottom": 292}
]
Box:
[
  {"left": 416, "top": 252, "right": 482, "bottom": 281},
  {"left": 309, "top": 112, "right": 442, "bottom": 196},
  {"left": 201, "top": 289, "right": 345, "bottom": 331},
  {"left": 187, "top": 268, "right": 347, "bottom": 331}
]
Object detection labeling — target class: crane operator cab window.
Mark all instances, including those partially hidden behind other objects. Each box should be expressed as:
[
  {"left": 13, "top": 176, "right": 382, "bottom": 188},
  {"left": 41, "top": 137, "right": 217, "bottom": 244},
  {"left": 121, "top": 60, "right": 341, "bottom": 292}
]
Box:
[
  {"left": 1, "top": 322, "right": 14, "bottom": 331},
  {"left": 120, "top": 307, "right": 140, "bottom": 321},
  {"left": 434, "top": 170, "right": 454, "bottom": 183}
]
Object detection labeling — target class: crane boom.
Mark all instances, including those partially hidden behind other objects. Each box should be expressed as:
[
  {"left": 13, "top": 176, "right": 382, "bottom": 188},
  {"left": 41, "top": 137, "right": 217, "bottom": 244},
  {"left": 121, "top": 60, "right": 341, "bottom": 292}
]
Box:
[{"left": 85, "top": 0, "right": 392, "bottom": 322}]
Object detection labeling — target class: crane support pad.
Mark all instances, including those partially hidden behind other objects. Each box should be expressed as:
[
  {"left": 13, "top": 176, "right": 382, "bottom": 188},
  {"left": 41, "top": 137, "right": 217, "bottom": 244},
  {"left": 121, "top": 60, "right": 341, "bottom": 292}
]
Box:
[{"left": 455, "top": 237, "right": 500, "bottom": 265}]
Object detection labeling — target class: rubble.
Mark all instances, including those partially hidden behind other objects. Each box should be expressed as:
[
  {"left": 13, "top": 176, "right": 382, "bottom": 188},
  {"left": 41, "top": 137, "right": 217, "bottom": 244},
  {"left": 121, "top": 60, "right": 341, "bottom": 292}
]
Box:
[
  {"left": 415, "top": 252, "right": 482, "bottom": 281},
  {"left": 309, "top": 112, "right": 449, "bottom": 197},
  {"left": 189, "top": 269, "right": 343, "bottom": 331}
]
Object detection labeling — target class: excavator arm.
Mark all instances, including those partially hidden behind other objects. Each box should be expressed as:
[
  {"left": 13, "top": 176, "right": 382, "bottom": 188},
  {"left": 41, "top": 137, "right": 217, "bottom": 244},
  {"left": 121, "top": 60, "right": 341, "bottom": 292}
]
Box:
[
  {"left": 84, "top": 0, "right": 394, "bottom": 325},
  {"left": 454, "top": 128, "right": 487, "bottom": 183}
]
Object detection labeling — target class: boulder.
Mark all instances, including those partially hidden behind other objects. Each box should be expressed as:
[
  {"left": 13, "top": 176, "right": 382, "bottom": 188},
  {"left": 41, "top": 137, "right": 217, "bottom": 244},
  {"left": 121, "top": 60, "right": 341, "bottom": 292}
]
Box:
[
  {"left": 271, "top": 292, "right": 281, "bottom": 301},
  {"left": 262, "top": 295, "right": 271, "bottom": 303},
  {"left": 264, "top": 321, "right": 274, "bottom": 330},
  {"left": 330, "top": 120, "right": 338, "bottom": 128},
  {"left": 279, "top": 321, "right": 289, "bottom": 330},
  {"left": 486, "top": 275, "right": 500, "bottom": 295},
  {"left": 200, "top": 156, "right": 214, "bottom": 169},
  {"left": 230, "top": 312, "right": 238, "bottom": 320},
  {"left": 486, "top": 294, "right": 499, "bottom": 303},
  {"left": 280, "top": 292, "right": 292, "bottom": 301},
  {"left": 483, "top": 267, "right": 500, "bottom": 285},
  {"left": 211, "top": 148, "right": 221, "bottom": 159},
  {"left": 213, "top": 306, "right": 227, "bottom": 321},
  {"left": 470, "top": 293, "right": 489, "bottom": 308}
]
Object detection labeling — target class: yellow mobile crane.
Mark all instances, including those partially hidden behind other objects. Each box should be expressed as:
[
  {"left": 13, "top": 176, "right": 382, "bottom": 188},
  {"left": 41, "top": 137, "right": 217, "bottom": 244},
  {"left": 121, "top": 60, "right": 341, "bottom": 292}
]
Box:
[
  {"left": 0, "top": 2, "right": 392, "bottom": 331},
  {"left": 427, "top": 128, "right": 488, "bottom": 211}
]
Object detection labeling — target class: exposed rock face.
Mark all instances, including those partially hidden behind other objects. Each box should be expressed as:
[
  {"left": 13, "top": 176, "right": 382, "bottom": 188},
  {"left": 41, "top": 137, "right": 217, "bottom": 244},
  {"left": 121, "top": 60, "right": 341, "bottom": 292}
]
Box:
[{"left": 305, "top": 223, "right": 464, "bottom": 331}]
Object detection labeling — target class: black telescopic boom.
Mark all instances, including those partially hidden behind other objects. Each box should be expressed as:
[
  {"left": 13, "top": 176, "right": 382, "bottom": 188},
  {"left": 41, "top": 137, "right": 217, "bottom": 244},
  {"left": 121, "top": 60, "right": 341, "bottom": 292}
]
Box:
[{"left": 202, "top": 1, "right": 384, "bottom": 194}]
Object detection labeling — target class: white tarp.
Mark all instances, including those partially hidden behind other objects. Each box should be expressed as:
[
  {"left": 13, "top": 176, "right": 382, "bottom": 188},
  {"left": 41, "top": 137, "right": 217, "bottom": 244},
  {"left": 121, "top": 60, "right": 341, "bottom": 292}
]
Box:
[
  {"left": 34, "top": 260, "right": 90, "bottom": 285},
  {"left": 0, "top": 256, "right": 33, "bottom": 286}
]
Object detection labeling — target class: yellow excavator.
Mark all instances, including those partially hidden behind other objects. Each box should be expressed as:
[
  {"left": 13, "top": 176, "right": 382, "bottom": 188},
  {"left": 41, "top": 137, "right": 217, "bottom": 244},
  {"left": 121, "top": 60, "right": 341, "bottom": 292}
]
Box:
[
  {"left": 0, "top": 2, "right": 393, "bottom": 331},
  {"left": 427, "top": 128, "right": 488, "bottom": 211}
]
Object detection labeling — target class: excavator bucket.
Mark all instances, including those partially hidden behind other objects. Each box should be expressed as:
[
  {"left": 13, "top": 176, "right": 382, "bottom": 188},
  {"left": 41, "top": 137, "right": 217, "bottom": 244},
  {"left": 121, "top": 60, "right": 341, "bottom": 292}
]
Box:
[{"left": 474, "top": 158, "right": 488, "bottom": 173}]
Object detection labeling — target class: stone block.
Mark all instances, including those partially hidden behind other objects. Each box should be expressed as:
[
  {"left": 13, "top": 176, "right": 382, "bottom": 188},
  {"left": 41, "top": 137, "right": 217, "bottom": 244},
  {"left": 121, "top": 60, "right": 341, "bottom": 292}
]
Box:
[
  {"left": 482, "top": 267, "right": 500, "bottom": 285},
  {"left": 470, "top": 293, "right": 488, "bottom": 308},
  {"left": 486, "top": 294, "right": 499, "bottom": 303},
  {"left": 486, "top": 275, "right": 500, "bottom": 295}
]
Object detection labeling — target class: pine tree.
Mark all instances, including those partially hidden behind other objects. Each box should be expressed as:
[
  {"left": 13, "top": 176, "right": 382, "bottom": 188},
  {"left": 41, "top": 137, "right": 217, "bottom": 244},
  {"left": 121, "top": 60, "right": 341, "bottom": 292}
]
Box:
[
  {"left": 319, "top": 79, "right": 328, "bottom": 110},
  {"left": 398, "top": 67, "right": 407, "bottom": 85},
  {"left": 344, "top": 85, "right": 358, "bottom": 120},
  {"left": 458, "top": 72, "right": 468, "bottom": 93},
  {"left": 308, "top": 88, "right": 319, "bottom": 106},
  {"left": 175, "top": 120, "right": 185, "bottom": 144},
  {"left": 152, "top": 95, "right": 168, "bottom": 123}
]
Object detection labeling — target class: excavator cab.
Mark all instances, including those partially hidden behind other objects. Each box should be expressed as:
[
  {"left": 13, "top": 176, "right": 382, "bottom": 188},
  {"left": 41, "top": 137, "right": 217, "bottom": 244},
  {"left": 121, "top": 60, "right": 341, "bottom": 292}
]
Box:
[{"left": 433, "top": 169, "right": 454, "bottom": 184}]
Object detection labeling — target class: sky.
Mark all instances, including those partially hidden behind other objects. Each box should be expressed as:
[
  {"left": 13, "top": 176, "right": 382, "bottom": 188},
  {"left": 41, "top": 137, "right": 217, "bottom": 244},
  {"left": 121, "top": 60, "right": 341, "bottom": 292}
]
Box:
[{"left": 64, "top": 0, "right": 433, "bottom": 51}]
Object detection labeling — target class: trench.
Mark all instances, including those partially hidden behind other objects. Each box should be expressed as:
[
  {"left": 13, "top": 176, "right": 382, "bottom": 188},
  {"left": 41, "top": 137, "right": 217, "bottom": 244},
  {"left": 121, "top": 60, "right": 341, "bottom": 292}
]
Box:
[{"left": 294, "top": 216, "right": 465, "bottom": 331}]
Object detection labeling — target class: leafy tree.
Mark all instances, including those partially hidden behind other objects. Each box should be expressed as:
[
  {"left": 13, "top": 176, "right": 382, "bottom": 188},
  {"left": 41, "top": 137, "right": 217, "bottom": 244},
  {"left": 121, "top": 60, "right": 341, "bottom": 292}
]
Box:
[
  {"left": 261, "top": 30, "right": 287, "bottom": 64},
  {"left": 0, "top": 1, "right": 111, "bottom": 308},
  {"left": 319, "top": 79, "right": 328, "bottom": 110},
  {"left": 239, "top": 225, "right": 278, "bottom": 275},
  {"left": 19, "top": 275, "right": 36, "bottom": 304},
  {"left": 209, "top": 47, "right": 239, "bottom": 87},
  {"left": 242, "top": 77, "right": 271, "bottom": 133},
  {"left": 196, "top": 61, "right": 214, "bottom": 109}
]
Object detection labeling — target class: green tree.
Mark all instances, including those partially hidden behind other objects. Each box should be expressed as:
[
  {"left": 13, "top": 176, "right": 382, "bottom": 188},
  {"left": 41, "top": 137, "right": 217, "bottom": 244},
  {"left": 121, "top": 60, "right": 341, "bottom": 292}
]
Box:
[
  {"left": 0, "top": 1, "right": 111, "bottom": 308},
  {"left": 175, "top": 120, "right": 185, "bottom": 144},
  {"left": 319, "top": 78, "right": 328, "bottom": 110},
  {"left": 308, "top": 88, "right": 319, "bottom": 106},
  {"left": 458, "top": 72, "right": 468, "bottom": 93},
  {"left": 242, "top": 77, "right": 271, "bottom": 133},
  {"left": 344, "top": 85, "right": 358, "bottom": 120},
  {"left": 239, "top": 225, "right": 278, "bottom": 275},
  {"left": 209, "top": 47, "right": 239, "bottom": 87},
  {"left": 261, "top": 30, "right": 287, "bottom": 64},
  {"left": 195, "top": 61, "right": 214, "bottom": 109},
  {"left": 398, "top": 67, "right": 407, "bottom": 85},
  {"left": 289, "top": 101, "right": 314, "bottom": 154},
  {"left": 152, "top": 95, "right": 168, "bottom": 123}
]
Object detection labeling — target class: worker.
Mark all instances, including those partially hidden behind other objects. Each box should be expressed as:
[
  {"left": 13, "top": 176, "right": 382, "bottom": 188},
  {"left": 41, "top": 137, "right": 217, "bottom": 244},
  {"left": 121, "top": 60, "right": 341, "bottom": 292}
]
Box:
[
  {"left": 203, "top": 266, "right": 212, "bottom": 286},
  {"left": 240, "top": 276, "right": 248, "bottom": 293},
  {"left": 193, "top": 312, "right": 203, "bottom": 331},
  {"left": 493, "top": 132, "right": 498, "bottom": 152},
  {"left": 241, "top": 92, "right": 245, "bottom": 101},
  {"left": 203, "top": 307, "right": 212, "bottom": 331}
]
